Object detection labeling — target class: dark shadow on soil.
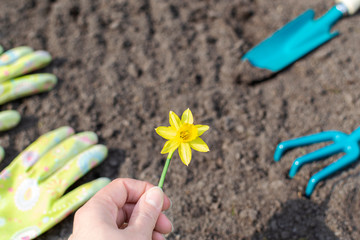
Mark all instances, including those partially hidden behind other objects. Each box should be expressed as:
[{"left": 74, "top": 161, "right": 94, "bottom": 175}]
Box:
[{"left": 251, "top": 198, "right": 339, "bottom": 240}]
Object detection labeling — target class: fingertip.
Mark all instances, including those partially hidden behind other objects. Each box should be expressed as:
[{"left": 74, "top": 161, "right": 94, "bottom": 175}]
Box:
[
  {"left": 0, "top": 110, "right": 21, "bottom": 131},
  {"left": 86, "top": 177, "right": 111, "bottom": 199},
  {"left": 152, "top": 231, "right": 165, "bottom": 240},
  {"left": 0, "top": 146, "right": 4, "bottom": 162},
  {"left": 76, "top": 131, "right": 98, "bottom": 144},
  {"left": 96, "top": 144, "right": 108, "bottom": 158},
  {"left": 155, "top": 212, "right": 173, "bottom": 235},
  {"left": 163, "top": 195, "right": 172, "bottom": 211},
  {"left": 43, "top": 73, "right": 58, "bottom": 87},
  {"left": 145, "top": 187, "right": 164, "bottom": 211},
  {"left": 93, "top": 177, "right": 111, "bottom": 190},
  {"left": 52, "top": 126, "right": 75, "bottom": 138},
  {"left": 34, "top": 50, "right": 52, "bottom": 62}
]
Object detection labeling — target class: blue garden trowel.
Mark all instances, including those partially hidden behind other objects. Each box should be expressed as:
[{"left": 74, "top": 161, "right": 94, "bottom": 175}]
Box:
[{"left": 242, "top": 0, "right": 360, "bottom": 72}]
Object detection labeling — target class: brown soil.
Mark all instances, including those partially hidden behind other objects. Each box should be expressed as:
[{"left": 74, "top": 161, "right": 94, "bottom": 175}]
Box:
[{"left": 1, "top": 0, "right": 360, "bottom": 239}]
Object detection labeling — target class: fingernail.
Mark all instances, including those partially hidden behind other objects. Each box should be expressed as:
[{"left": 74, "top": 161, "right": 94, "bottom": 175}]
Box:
[{"left": 145, "top": 187, "right": 164, "bottom": 210}]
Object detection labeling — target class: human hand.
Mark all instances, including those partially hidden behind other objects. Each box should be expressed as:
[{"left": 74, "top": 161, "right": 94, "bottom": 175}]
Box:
[
  {"left": 69, "top": 178, "right": 173, "bottom": 240},
  {"left": 0, "top": 126, "right": 110, "bottom": 239},
  {"left": 0, "top": 45, "right": 57, "bottom": 161}
]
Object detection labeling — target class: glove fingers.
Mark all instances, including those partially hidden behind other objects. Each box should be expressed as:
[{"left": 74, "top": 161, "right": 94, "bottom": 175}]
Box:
[
  {"left": 0, "top": 46, "right": 33, "bottom": 66},
  {"left": 44, "top": 178, "right": 110, "bottom": 233},
  {"left": 28, "top": 131, "right": 98, "bottom": 181},
  {"left": 45, "top": 144, "right": 108, "bottom": 200},
  {"left": 0, "top": 110, "right": 21, "bottom": 131},
  {"left": 0, "top": 73, "right": 57, "bottom": 105},
  {"left": 0, "top": 50, "right": 51, "bottom": 83},
  {"left": 11, "top": 126, "right": 75, "bottom": 171}
]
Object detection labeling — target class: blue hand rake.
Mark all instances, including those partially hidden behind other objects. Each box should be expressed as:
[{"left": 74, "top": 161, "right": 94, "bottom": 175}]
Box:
[{"left": 275, "top": 127, "right": 360, "bottom": 197}]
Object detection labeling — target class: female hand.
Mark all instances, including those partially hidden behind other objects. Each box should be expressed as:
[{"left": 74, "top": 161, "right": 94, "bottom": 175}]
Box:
[{"left": 69, "top": 178, "right": 172, "bottom": 240}]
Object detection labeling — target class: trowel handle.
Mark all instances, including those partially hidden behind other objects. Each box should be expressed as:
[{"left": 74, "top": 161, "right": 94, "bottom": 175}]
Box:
[{"left": 336, "top": 0, "right": 360, "bottom": 15}]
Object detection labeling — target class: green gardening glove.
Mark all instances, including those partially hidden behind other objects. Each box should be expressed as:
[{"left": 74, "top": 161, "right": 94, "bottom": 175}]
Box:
[
  {"left": 0, "top": 45, "right": 57, "bottom": 161},
  {"left": 0, "top": 126, "right": 110, "bottom": 240}
]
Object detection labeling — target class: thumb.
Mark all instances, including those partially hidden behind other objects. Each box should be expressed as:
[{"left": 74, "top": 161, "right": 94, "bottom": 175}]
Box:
[{"left": 128, "top": 187, "right": 164, "bottom": 237}]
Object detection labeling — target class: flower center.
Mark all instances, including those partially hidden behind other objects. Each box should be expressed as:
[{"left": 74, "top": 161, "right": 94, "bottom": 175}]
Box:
[{"left": 178, "top": 124, "right": 197, "bottom": 142}]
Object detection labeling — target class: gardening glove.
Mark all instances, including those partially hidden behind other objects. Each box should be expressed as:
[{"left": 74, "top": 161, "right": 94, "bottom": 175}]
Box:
[
  {"left": 0, "top": 126, "right": 110, "bottom": 240},
  {"left": 0, "top": 45, "right": 57, "bottom": 161}
]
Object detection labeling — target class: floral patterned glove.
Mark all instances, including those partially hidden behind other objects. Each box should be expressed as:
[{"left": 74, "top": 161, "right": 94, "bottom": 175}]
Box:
[
  {"left": 0, "top": 126, "right": 110, "bottom": 240},
  {"left": 0, "top": 45, "right": 57, "bottom": 161}
]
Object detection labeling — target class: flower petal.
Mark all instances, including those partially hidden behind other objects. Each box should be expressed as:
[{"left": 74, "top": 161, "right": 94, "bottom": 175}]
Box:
[
  {"left": 181, "top": 108, "right": 193, "bottom": 124},
  {"left": 155, "top": 126, "right": 177, "bottom": 140},
  {"left": 196, "top": 125, "right": 209, "bottom": 136},
  {"left": 178, "top": 143, "right": 192, "bottom": 166},
  {"left": 161, "top": 140, "right": 180, "bottom": 154},
  {"left": 169, "top": 111, "right": 181, "bottom": 130},
  {"left": 189, "top": 137, "right": 210, "bottom": 152}
]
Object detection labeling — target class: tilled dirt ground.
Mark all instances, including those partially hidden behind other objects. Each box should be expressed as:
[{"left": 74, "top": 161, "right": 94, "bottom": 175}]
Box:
[{"left": 1, "top": 0, "right": 360, "bottom": 239}]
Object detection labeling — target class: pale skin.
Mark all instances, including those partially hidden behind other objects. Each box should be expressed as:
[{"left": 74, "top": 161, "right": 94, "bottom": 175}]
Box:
[{"left": 69, "top": 178, "right": 173, "bottom": 240}]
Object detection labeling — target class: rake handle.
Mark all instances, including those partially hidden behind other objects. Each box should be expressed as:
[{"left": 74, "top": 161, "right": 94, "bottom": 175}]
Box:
[{"left": 337, "top": 0, "right": 360, "bottom": 15}]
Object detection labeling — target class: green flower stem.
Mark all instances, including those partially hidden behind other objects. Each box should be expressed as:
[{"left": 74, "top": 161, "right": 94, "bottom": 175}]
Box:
[{"left": 158, "top": 150, "right": 175, "bottom": 189}]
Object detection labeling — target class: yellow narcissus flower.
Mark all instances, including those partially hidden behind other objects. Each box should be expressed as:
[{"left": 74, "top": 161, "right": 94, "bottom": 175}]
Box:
[{"left": 156, "top": 108, "right": 209, "bottom": 166}]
